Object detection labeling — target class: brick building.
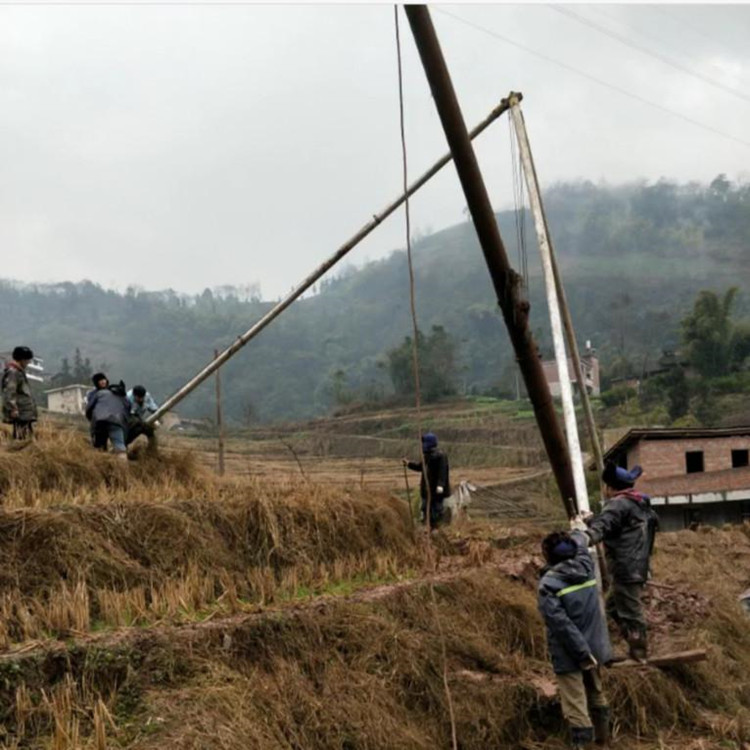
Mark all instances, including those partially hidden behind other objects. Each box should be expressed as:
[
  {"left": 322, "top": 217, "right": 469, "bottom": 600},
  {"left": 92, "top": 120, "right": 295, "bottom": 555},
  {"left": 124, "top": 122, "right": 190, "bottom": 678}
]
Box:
[{"left": 603, "top": 427, "right": 750, "bottom": 531}]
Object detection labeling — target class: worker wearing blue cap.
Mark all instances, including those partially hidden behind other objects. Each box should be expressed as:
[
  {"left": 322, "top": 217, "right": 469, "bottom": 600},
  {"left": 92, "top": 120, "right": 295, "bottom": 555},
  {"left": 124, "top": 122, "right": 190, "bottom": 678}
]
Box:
[
  {"left": 402, "top": 432, "right": 450, "bottom": 528},
  {"left": 581, "top": 462, "right": 659, "bottom": 662}
]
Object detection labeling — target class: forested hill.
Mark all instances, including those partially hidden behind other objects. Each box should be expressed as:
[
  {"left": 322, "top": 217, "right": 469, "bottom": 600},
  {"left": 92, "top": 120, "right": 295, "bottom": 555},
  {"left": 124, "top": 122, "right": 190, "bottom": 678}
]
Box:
[{"left": 2, "top": 176, "right": 749, "bottom": 423}]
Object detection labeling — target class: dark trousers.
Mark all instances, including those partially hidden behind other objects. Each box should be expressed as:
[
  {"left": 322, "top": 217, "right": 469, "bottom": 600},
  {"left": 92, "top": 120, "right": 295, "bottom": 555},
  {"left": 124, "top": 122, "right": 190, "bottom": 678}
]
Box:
[
  {"left": 11, "top": 420, "right": 34, "bottom": 440},
  {"left": 606, "top": 581, "right": 646, "bottom": 636},
  {"left": 126, "top": 417, "right": 156, "bottom": 446},
  {"left": 420, "top": 495, "right": 445, "bottom": 527}
]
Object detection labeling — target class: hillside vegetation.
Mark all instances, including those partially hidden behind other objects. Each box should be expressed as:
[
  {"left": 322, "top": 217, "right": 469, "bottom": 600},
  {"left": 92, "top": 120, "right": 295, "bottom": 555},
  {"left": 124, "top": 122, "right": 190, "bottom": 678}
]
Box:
[{"left": 1, "top": 176, "right": 749, "bottom": 422}]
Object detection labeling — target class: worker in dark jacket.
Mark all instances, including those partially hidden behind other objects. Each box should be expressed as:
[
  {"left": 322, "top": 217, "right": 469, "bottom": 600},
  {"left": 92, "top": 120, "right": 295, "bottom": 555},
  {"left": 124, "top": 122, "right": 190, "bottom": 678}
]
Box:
[
  {"left": 85, "top": 373, "right": 131, "bottom": 459},
  {"left": 583, "top": 462, "right": 659, "bottom": 662},
  {"left": 539, "top": 529, "right": 612, "bottom": 748},
  {"left": 2, "top": 346, "right": 38, "bottom": 440},
  {"left": 403, "top": 432, "right": 450, "bottom": 528}
]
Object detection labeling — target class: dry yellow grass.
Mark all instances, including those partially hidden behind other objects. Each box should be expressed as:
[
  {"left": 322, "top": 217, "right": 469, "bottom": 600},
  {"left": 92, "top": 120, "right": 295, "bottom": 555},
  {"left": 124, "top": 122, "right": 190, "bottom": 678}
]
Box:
[{"left": 2, "top": 427, "right": 750, "bottom": 749}]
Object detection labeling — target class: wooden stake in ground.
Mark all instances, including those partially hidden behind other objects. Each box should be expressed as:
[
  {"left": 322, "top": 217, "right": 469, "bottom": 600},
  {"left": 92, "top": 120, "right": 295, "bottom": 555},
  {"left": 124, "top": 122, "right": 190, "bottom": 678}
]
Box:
[
  {"left": 214, "top": 349, "right": 225, "bottom": 477},
  {"left": 402, "top": 462, "right": 416, "bottom": 531}
]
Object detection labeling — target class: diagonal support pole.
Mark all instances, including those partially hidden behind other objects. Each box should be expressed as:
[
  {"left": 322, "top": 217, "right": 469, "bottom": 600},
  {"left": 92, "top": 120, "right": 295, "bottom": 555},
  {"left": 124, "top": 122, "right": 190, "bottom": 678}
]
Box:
[{"left": 146, "top": 93, "right": 520, "bottom": 427}]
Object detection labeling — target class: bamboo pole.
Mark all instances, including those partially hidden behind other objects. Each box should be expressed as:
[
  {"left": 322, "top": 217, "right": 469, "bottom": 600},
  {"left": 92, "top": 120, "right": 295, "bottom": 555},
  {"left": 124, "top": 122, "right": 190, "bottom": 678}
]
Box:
[{"left": 146, "top": 93, "right": 521, "bottom": 426}]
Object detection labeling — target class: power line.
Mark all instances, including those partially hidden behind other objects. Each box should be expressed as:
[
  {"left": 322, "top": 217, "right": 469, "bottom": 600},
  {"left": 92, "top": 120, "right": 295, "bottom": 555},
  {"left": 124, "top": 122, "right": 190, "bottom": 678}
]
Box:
[
  {"left": 433, "top": 8, "right": 750, "bottom": 150},
  {"left": 651, "top": 5, "right": 750, "bottom": 61},
  {"left": 586, "top": 4, "right": 750, "bottom": 87},
  {"left": 551, "top": 5, "right": 750, "bottom": 106}
]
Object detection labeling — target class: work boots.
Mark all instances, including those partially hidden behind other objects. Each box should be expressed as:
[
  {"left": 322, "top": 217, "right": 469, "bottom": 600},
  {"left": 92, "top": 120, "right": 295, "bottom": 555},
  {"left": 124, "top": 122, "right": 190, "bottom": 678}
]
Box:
[
  {"left": 570, "top": 726, "right": 594, "bottom": 748},
  {"left": 627, "top": 629, "right": 648, "bottom": 663},
  {"left": 590, "top": 706, "right": 611, "bottom": 745}
]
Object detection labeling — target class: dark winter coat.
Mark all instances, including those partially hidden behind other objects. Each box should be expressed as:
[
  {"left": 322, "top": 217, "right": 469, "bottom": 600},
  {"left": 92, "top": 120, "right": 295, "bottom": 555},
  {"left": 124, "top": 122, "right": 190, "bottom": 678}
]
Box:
[
  {"left": 407, "top": 449, "right": 450, "bottom": 501},
  {"left": 538, "top": 531, "right": 613, "bottom": 674},
  {"left": 1, "top": 363, "right": 38, "bottom": 423},
  {"left": 586, "top": 490, "right": 659, "bottom": 585},
  {"left": 85, "top": 387, "right": 130, "bottom": 428}
]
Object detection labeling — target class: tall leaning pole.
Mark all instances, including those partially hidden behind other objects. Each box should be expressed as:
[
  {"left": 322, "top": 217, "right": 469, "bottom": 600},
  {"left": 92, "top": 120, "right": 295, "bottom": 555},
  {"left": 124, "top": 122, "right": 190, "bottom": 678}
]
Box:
[{"left": 404, "top": 4, "right": 577, "bottom": 517}]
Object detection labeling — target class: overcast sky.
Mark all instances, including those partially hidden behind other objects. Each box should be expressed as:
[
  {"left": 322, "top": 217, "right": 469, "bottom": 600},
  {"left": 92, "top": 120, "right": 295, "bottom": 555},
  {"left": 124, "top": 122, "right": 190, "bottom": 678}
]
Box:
[{"left": 1, "top": 3, "right": 749, "bottom": 298}]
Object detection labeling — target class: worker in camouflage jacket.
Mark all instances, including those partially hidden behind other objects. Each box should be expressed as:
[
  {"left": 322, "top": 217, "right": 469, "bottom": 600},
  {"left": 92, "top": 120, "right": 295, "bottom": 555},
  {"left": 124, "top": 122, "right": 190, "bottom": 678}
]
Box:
[
  {"left": 539, "top": 529, "right": 612, "bottom": 748},
  {"left": 583, "top": 462, "right": 659, "bottom": 662},
  {"left": 403, "top": 432, "right": 450, "bottom": 528},
  {"left": 1, "top": 346, "right": 38, "bottom": 440}
]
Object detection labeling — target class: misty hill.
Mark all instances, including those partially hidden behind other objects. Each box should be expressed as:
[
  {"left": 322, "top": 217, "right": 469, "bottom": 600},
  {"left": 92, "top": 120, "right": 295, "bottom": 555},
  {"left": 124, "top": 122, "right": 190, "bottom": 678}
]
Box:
[{"left": 1, "top": 176, "right": 748, "bottom": 423}]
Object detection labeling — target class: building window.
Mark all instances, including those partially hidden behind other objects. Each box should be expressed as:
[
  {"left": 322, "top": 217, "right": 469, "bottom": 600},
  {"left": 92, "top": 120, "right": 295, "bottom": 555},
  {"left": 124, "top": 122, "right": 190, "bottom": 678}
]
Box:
[
  {"left": 617, "top": 452, "right": 628, "bottom": 470},
  {"left": 685, "top": 451, "right": 704, "bottom": 474},
  {"left": 732, "top": 449, "right": 749, "bottom": 468}
]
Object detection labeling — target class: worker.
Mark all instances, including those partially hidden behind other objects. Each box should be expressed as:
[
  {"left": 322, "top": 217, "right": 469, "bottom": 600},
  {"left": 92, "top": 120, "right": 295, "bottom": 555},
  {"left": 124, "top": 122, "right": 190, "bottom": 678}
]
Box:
[
  {"left": 539, "top": 529, "right": 612, "bottom": 748},
  {"left": 1, "top": 346, "right": 38, "bottom": 440},
  {"left": 402, "top": 432, "right": 450, "bottom": 528},
  {"left": 582, "top": 462, "right": 659, "bottom": 662},
  {"left": 85, "top": 373, "right": 130, "bottom": 459},
  {"left": 125, "top": 385, "right": 159, "bottom": 445}
]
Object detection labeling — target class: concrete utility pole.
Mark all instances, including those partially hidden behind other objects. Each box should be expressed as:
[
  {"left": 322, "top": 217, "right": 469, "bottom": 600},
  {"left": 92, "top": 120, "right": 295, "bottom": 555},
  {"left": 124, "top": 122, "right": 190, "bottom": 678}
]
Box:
[
  {"left": 146, "top": 93, "right": 521, "bottom": 428},
  {"left": 508, "top": 98, "right": 589, "bottom": 513},
  {"left": 404, "top": 4, "right": 577, "bottom": 516}
]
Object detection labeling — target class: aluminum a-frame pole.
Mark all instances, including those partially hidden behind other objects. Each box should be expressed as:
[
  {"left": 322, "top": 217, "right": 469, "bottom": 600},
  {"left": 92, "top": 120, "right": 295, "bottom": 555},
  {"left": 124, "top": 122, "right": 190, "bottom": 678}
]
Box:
[
  {"left": 508, "top": 98, "right": 589, "bottom": 513},
  {"left": 509, "top": 97, "right": 606, "bottom": 498}
]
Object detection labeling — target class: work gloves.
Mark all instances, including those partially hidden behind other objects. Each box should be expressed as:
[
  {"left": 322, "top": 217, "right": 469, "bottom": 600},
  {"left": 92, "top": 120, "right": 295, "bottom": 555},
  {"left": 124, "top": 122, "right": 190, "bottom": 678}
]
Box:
[
  {"left": 579, "top": 654, "right": 598, "bottom": 671},
  {"left": 569, "top": 514, "right": 588, "bottom": 532}
]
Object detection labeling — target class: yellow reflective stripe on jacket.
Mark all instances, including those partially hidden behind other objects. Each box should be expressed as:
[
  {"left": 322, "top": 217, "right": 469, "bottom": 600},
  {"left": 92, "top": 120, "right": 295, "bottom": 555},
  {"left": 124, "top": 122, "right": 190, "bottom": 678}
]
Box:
[{"left": 556, "top": 579, "right": 597, "bottom": 598}]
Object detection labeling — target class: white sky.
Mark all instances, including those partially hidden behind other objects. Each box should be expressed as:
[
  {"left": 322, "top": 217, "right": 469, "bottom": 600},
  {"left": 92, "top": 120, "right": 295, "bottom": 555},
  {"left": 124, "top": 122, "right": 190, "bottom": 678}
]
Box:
[{"left": 1, "top": 3, "right": 749, "bottom": 298}]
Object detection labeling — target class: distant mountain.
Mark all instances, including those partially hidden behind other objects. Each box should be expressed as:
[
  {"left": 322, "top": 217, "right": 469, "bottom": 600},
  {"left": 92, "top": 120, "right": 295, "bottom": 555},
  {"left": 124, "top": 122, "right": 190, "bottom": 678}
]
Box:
[{"left": 2, "top": 176, "right": 748, "bottom": 422}]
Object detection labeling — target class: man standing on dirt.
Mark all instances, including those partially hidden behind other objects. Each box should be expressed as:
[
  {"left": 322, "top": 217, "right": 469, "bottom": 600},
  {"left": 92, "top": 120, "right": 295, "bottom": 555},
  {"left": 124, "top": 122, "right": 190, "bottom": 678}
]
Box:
[
  {"left": 85, "top": 373, "right": 131, "bottom": 459},
  {"left": 1, "top": 346, "right": 38, "bottom": 440},
  {"left": 538, "top": 528, "right": 612, "bottom": 748},
  {"left": 583, "top": 462, "right": 659, "bottom": 662},
  {"left": 402, "top": 432, "right": 450, "bottom": 527}
]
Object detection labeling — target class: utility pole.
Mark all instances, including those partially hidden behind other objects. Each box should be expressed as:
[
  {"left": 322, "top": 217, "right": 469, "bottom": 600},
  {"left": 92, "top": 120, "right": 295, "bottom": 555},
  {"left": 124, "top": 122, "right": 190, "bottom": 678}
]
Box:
[
  {"left": 214, "top": 349, "right": 225, "bottom": 477},
  {"left": 508, "top": 97, "right": 605, "bottom": 489},
  {"left": 405, "top": 5, "right": 577, "bottom": 516},
  {"left": 508, "top": 98, "right": 588, "bottom": 513},
  {"left": 145, "top": 93, "right": 520, "bottom": 428}
]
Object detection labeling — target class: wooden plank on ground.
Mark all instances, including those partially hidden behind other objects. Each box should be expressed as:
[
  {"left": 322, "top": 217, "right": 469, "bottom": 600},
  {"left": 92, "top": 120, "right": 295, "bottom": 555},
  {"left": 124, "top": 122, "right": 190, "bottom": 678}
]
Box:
[{"left": 611, "top": 649, "right": 707, "bottom": 669}]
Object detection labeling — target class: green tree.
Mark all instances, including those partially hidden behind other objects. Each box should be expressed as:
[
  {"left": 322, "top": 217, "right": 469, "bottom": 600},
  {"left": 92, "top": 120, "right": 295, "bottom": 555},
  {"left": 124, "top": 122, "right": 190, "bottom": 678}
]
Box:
[
  {"left": 681, "top": 287, "right": 741, "bottom": 377},
  {"left": 59, "top": 357, "right": 72, "bottom": 386},
  {"left": 386, "top": 326, "right": 458, "bottom": 402}
]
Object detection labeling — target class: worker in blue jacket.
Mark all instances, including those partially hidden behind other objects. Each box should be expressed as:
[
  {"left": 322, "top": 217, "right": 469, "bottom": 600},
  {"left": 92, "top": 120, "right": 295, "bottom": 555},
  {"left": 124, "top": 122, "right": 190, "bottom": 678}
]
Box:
[{"left": 538, "top": 529, "right": 612, "bottom": 748}]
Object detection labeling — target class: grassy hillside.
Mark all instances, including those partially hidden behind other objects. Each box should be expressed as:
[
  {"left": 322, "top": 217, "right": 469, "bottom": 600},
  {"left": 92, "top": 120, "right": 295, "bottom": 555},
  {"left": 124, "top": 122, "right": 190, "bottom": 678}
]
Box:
[{"left": 1, "top": 176, "right": 748, "bottom": 422}]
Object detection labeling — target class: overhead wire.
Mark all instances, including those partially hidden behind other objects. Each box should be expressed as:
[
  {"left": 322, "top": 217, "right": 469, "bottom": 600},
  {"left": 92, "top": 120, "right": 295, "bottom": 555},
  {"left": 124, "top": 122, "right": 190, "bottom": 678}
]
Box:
[
  {"left": 650, "top": 5, "right": 750, "bottom": 61},
  {"left": 433, "top": 8, "right": 750, "bottom": 150},
  {"left": 585, "top": 4, "right": 750, "bottom": 85},
  {"left": 393, "top": 8, "right": 459, "bottom": 749},
  {"left": 550, "top": 5, "right": 750, "bottom": 106}
]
